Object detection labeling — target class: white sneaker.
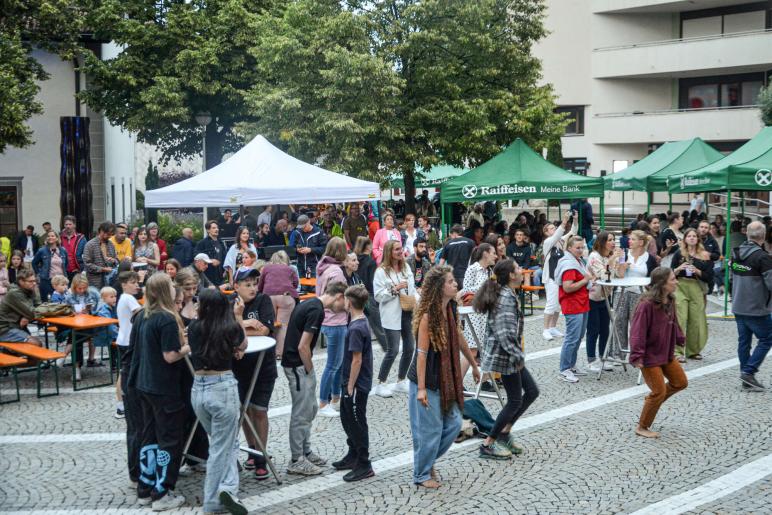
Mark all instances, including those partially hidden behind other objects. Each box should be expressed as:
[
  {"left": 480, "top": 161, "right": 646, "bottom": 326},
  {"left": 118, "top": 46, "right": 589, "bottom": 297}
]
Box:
[
  {"left": 373, "top": 383, "right": 393, "bottom": 398},
  {"left": 559, "top": 369, "right": 579, "bottom": 383},
  {"left": 587, "top": 360, "right": 602, "bottom": 373},
  {"left": 75, "top": 367, "right": 82, "bottom": 381},
  {"left": 603, "top": 361, "right": 615, "bottom": 371},
  {"left": 151, "top": 490, "right": 185, "bottom": 511},
  {"left": 331, "top": 399, "right": 341, "bottom": 412},
  {"left": 287, "top": 456, "right": 323, "bottom": 476},
  {"left": 319, "top": 404, "right": 340, "bottom": 418},
  {"left": 391, "top": 379, "right": 409, "bottom": 394},
  {"left": 55, "top": 357, "right": 65, "bottom": 368},
  {"left": 178, "top": 462, "right": 206, "bottom": 476},
  {"left": 549, "top": 327, "right": 564, "bottom": 337},
  {"left": 571, "top": 367, "right": 588, "bottom": 376},
  {"left": 542, "top": 329, "right": 554, "bottom": 341}
]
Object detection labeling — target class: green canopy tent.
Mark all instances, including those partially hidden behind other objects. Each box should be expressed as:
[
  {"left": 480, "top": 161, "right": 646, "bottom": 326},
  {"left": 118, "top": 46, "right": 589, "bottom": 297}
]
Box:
[
  {"left": 605, "top": 138, "right": 724, "bottom": 219},
  {"left": 441, "top": 138, "right": 605, "bottom": 231},
  {"left": 668, "top": 126, "right": 772, "bottom": 316},
  {"left": 389, "top": 165, "right": 468, "bottom": 189}
]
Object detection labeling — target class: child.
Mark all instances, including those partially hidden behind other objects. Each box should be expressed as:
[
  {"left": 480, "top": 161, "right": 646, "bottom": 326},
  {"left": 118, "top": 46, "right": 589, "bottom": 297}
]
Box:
[
  {"left": 93, "top": 286, "right": 119, "bottom": 358},
  {"left": 50, "top": 275, "right": 69, "bottom": 303},
  {"left": 8, "top": 250, "right": 25, "bottom": 284},
  {"left": 115, "top": 272, "right": 142, "bottom": 423},
  {"left": 0, "top": 254, "right": 9, "bottom": 303},
  {"left": 333, "top": 284, "right": 375, "bottom": 482},
  {"left": 242, "top": 249, "right": 257, "bottom": 269},
  {"left": 620, "top": 228, "right": 630, "bottom": 251},
  {"left": 63, "top": 274, "right": 101, "bottom": 380}
]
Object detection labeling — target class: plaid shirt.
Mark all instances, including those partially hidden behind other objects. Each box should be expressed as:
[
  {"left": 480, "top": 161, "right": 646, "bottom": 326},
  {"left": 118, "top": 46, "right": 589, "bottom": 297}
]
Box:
[{"left": 480, "top": 286, "right": 524, "bottom": 375}]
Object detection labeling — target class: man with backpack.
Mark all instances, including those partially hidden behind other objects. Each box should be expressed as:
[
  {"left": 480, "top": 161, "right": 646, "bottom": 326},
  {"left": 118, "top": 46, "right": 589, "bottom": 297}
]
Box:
[{"left": 541, "top": 210, "right": 575, "bottom": 341}]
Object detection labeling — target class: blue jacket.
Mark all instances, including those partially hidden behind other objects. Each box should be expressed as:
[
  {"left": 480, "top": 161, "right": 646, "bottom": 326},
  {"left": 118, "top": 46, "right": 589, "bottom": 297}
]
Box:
[
  {"left": 93, "top": 301, "right": 118, "bottom": 348},
  {"left": 31, "top": 246, "right": 69, "bottom": 281},
  {"left": 172, "top": 237, "right": 195, "bottom": 267},
  {"left": 289, "top": 224, "right": 327, "bottom": 276}
]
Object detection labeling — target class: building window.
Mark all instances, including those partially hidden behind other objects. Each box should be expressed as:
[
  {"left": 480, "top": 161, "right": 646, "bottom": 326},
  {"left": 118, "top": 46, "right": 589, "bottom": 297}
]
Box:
[
  {"left": 680, "top": 3, "right": 771, "bottom": 38},
  {"left": 679, "top": 72, "right": 766, "bottom": 109},
  {"left": 612, "top": 160, "right": 629, "bottom": 173},
  {"left": 0, "top": 185, "right": 19, "bottom": 237},
  {"left": 555, "top": 106, "right": 584, "bottom": 135},
  {"left": 564, "top": 157, "right": 588, "bottom": 176}
]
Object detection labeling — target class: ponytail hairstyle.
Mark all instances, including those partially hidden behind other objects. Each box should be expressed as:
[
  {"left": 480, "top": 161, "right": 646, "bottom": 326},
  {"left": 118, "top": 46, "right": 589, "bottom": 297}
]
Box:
[
  {"left": 470, "top": 242, "right": 494, "bottom": 265},
  {"left": 474, "top": 259, "right": 519, "bottom": 315},
  {"left": 630, "top": 229, "right": 650, "bottom": 247}
]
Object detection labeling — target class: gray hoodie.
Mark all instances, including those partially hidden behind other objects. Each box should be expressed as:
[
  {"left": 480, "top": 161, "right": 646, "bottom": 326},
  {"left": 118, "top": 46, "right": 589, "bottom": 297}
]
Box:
[
  {"left": 731, "top": 240, "right": 772, "bottom": 317},
  {"left": 554, "top": 253, "right": 591, "bottom": 291}
]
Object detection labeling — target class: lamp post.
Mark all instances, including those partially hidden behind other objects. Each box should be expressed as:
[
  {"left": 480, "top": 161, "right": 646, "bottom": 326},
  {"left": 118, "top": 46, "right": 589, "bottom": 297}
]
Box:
[{"left": 195, "top": 112, "right": 212, "bottom": 173}]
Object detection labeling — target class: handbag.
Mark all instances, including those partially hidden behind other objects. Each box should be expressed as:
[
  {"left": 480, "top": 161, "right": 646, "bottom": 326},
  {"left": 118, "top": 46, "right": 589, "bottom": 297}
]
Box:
[
  {"left": 34, "top": 302, "right": 74, "bottom": 318},
  {"left": 390, "top": 270, "right": 415, "bottom": 312}
]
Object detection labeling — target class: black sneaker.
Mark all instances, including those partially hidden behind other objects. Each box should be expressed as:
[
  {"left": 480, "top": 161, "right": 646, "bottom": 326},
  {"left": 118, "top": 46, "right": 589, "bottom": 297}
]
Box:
[
  {"left": 87, "top": 360, "right": 104, "bottom": 368},
  {"left": 480, "top": 381, "right": 495, "bottom": 392},
  {"left": 218, "top": 490, "right": 247, "bottom": 515},
  {"left": 114, "top": 408, "right": 125, "bottom": 419},
  {"left": 741, "top": 373, "right": 766, "bottom": 391},
  {"left": 342, "top": 466, "right": 375, "bottom": 482},
  {"left": 332, "top": 457, "right": 356, "bottom": 471}
]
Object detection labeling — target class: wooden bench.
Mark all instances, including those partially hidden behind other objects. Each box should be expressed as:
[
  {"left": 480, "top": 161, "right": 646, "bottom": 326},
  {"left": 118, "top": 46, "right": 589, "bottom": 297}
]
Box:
[
  {"left": 0, "top": 343, "right": 66, "bottom": 398},
  {"left": 0, "top": 353, "right": 28, "bottom": 404},
  {"left": 521, "top": 285, "right": 545, "bottom": 316},
  {"left": 299, "top": 293, "right": 317, "bottom": 301}
]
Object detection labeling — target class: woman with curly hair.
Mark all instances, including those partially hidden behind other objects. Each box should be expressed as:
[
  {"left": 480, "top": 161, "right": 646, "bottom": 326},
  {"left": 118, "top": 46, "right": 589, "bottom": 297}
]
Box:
[{"left": 407, "top": 265, "right": 480, "bottom": 489}]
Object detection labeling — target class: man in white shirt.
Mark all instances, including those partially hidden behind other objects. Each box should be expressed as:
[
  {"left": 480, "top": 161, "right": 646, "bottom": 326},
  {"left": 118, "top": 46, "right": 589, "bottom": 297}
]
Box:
[
  {"left": 257, "top": 206, "right": 273, "bottom": 227},
  {"left": 690, "top": 193, "right": 705, "bottom": 214}
]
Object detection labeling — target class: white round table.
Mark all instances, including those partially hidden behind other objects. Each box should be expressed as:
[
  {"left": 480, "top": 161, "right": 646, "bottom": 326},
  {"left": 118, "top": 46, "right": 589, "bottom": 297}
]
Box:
[{"left": 246, "top": 336, "right": 276, "bottom": 354}]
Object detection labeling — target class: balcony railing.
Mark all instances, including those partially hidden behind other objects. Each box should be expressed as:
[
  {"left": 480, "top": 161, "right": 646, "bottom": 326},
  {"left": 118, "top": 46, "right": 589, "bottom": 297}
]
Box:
[
  {"left": 593, "top": 28, "right": 772, "bottom": 52},
  {"left": 594, "top": 104, "right": 760, "bottom": 119}
]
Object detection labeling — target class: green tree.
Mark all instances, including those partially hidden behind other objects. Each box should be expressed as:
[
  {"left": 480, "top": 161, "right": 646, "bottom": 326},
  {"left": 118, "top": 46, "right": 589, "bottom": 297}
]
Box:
[
  {"left": 760, "top": 84, "right": 772, "bottom": 126},
  {"left": 0, "top": 0, "right": 88, "bottom": 153},
  {"left": 79, "top": 0, "right": 269, "bottom": 168},
  {"left": 145, "top": 160, "right": 159, "bottom": 189},
  {"left": 246, "top": 0, "right": 567, "bottom": 213}
]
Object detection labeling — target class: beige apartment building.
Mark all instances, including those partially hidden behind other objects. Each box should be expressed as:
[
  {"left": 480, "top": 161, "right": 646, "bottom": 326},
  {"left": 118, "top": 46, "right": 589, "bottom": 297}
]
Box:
[{"left": 535, "top": 0, "right": 771, "bottom": 212}]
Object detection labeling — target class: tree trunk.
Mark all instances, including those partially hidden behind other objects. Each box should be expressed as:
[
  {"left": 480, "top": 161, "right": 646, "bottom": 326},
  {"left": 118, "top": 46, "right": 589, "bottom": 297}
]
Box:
[
  {"left": 404, "top": 169, "right": 416, "bottom": 215},
  {"left": 204, "top": 123, "right": 226, "bottom": 170}
]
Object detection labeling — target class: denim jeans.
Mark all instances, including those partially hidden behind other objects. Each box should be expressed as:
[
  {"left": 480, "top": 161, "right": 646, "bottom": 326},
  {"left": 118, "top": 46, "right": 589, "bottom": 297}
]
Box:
[
  {"left": 736, "top": 314, "right": 772, "bottom": 375},
  {"left": 190, "top": 372, "right": 240, "bottom": 513},
  {"left": 319, "top": 325, "right": 348, "bottom": 403},
  {"left": 586, "top": 300, "right": 609, "bottom": 361},
  {"left": 560, "top": 312, "right": 588, "bottom": 372},
  {"left": 528, "top": 266, "right": 542, "bottom": 287},
  {"left": 407, "top": 381, "right": 461, "bottom": 484}
]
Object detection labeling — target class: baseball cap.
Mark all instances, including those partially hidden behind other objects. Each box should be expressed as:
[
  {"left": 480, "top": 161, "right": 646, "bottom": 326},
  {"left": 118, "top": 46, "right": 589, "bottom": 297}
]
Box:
[
  {"left": 234, "top": 267, "right": 259, "bottom": 283},
  {"left": 194, "top": 253, "right": 212, "bottom": 264}
]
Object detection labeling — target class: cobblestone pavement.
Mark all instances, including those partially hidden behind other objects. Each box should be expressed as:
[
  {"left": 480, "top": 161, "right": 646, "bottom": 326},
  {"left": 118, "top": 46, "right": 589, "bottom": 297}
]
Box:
[{"left": 0, "top": 310, "right": 769, "bottom": 514}]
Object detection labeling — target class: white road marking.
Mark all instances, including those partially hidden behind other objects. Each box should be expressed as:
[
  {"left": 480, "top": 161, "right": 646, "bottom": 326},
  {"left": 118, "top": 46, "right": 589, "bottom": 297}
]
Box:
[
  {"left": 628, "top": 452, "right": 772, "bottom": 515},
  {"left": 1, "top": 357, "right": 740, "bottom": 514}
]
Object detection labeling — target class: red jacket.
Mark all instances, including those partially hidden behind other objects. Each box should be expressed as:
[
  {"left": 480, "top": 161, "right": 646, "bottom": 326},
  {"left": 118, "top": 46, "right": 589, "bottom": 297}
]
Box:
[{"left": 629, "top": 299, "right": 685, "bottom": 368}]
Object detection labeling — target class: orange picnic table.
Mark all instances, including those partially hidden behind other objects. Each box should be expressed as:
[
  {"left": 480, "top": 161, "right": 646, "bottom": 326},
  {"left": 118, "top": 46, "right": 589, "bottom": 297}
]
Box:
[
  {"left": 39, "top": 314, "right": 119, "bottom": 391},
  {"left": 299, "top": 277, "right": 316, "bottom": 288}
]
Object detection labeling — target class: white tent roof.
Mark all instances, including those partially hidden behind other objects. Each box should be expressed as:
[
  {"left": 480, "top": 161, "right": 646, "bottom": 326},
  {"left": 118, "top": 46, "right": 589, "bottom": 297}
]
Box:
[{"left": 144, "top": 135, "right": 380, "bottom": 208}]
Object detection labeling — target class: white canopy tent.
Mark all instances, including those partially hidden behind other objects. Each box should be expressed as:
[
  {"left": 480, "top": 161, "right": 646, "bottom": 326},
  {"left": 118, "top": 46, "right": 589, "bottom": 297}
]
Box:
[{"left": 144, "top": 135, "right": 380, "bottom": 207}]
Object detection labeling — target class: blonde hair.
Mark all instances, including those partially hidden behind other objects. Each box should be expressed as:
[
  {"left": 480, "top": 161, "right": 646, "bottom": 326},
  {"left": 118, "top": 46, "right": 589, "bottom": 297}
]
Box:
[
  {"left": 270, "top": 250, "right": 290, "bottom": 265},
  {"left": 144, "top": 273, "right": 185, "bottom": 341},
  {"left": 323, "top": 237, "right": 347, "bottom": 263},
  {"left": 174, "top": 267, "right": 199, "bottom": 289},
  {"left": 51, "top": 275, "right": 69, "bottom": 288},
  {"left": 630, "top": 230, "right": 650, "bottom": 246},
  {"left": 380, "top": 239, "right": 406, "bottom": 274},
  {"left": 679, "top": 227, "right": 707, "bottom": 259},
  {"left": 254, "top": 259, "right": 267, "bottom": 273},
  {"left": 566, "top": 235, "right": 585, "bottom": 250},
  {"left": 70, "top": 273, "right": 89, "bottom": 291},
  {"left": 100, "top": 286, "right": 117, "bottom": 298}
]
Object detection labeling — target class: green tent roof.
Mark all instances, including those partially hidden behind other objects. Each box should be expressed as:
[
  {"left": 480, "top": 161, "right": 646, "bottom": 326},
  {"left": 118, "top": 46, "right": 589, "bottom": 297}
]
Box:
[
  {"left": 605, "top": 138, "right": 723, "bottom": 192},
  {"left": 441, "top": 139, "right": 604, "bottom": 203},
  {"left": 390, "top": 165, "right": 468, "bottom": 189},
  {"left": 670, "top": 126, "right": 772, "bottom": 193}
]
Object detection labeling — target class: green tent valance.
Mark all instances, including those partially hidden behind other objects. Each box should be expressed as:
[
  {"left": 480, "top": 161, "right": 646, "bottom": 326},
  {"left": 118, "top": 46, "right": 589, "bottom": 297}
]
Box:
[
  {"left": 669, "top": 126, "right": 772, "bottom": 193},
  {"left": 605, "top": 138, "right": 723, "bottom": 192},
  {"left": 389, "top": 165, "right": 467, "bottom": 189},
  {"left": 441, "top": 138, "right": 604, "bottom": 203}
]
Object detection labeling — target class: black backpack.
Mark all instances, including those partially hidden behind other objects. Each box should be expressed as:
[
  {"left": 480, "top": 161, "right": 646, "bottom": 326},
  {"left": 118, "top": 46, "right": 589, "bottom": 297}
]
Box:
[{"left": 548, "top": 245, "right": 565, "bottom": 281}]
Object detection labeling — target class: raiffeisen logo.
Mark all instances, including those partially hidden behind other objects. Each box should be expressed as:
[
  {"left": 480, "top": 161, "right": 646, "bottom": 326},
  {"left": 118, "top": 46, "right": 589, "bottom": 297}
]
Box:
[
  {"left": 680, "top": 176, "right": 710, "bottom": 189},
  {"left": 466, "top": 184, "right": 537, "bottom": 197}
]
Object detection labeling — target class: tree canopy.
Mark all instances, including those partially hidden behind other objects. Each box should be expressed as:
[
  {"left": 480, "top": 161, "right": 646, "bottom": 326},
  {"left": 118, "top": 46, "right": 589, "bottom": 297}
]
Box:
[
  {"left": 0, "top": 0, "right": 88, "bottom": 153},
  {"left": 760, "top": 84, "right": 772, "bottom": 126}
]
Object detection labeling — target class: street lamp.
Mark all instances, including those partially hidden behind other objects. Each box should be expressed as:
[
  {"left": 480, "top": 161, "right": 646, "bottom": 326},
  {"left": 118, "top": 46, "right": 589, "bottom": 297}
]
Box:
[{"left": 195, "top": 112, "right": 212, "bottom": 173}]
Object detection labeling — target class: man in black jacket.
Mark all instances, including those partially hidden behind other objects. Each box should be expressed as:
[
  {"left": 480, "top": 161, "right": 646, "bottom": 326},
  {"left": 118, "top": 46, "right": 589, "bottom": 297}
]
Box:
[
  {"left": 171, "top": 228, "right": 195, "bottom": 267},
  {"left": 698, "top": 219, "right": 721, "bottom": 292},
  {"left": 289, "top": 215, "right": 327, "bottom": 277},
  {"left": 14, "top": 225, "right": 39, "bottom": 263},
  {"left": 194, "top": 220, "right": 226, "bottom": 286}
]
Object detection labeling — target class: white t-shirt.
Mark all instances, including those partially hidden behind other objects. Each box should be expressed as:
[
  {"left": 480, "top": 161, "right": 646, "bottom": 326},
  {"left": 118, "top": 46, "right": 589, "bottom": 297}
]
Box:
[
  {"left": 116, "top": 293, "right": 141, "bottom": 347},
  {"left": 626, "top": 251, "right": 649, "bottom": 278},
  {"left": 690, "top": 197, "right": 704, "bottom": 213}
]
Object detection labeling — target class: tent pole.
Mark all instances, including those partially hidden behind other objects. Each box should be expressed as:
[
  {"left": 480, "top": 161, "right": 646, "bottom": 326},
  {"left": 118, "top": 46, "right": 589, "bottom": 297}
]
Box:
[
  {"left": 740, "top": 191, "right": 745, "bottom": 219},
  {"left": 621, "top": 191, "right": 625, "bottom": 227},
  {"left": 600, "top": 196, "right": 605, "bottom": 230},
  {"left": 668, "top": 193, "right": 672, "bottom": 213},
  {"left": 546, "top": 201, "right": 550, "bottom": 221},
  {"left": 646, "top": 192, "right": 650, "bottom": 215},
  {"left": 724, "top": 190, "right": 732, "bottom": 317},
  {"left": 558, "top": 202, "right": 562, "bottom": 219},
  {"left": 704, "top": 192, "right": 709, "bottom": 216}
]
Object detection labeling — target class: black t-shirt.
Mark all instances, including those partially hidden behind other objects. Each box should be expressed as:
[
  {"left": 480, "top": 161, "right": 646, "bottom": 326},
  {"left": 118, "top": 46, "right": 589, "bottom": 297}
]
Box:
[
  {"left": 233, "top": 293, "right": 278, "bottom": 388},
  {"left": 442, "top": 237, "right": 475, "bottom": 284},
  {"left": 132, "top": 311, "right": 183, "bottom": 397},
  {"left": 659, "top": 228, "right": 680, "bottom": 255},
  {"left": 281, "top": 298, "right": 325, "bottom": 369},
  {"left": 188, "top": 320, "right": 243, "bottom": 371},
  {"left": 506, "top": 242, "right": 532, "bottom": 268},
  {"left": 341, "top": 318, "right": 373, "bottom": 392},
  {"left": 414, "top": 258, "right": 428, "bottom": 289}
]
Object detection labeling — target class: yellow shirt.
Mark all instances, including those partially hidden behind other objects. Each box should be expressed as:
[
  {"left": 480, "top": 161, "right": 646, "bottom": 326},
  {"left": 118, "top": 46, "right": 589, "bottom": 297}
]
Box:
[{"left": 110, "top": 236, "right": 133, "bottom": 262}]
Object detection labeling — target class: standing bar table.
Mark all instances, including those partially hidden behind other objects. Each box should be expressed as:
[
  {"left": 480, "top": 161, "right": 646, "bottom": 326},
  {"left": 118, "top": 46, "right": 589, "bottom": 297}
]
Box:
[
  {"left": 39, "top": 314, "right": 119, "bottom": 391},
  {"left": 457, "top": 305, "right": 504, "bottom": 407},
  {"left": 595, "top": 277, "right": 650, "bottom": 380},
  {"left": 182, "top": 334, "right": 282, "bottom": 484}
]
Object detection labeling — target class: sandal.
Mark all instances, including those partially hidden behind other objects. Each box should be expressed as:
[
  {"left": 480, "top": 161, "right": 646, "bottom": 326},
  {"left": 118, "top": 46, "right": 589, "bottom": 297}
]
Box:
[
  {"left": 677, "top": 356, "right": 686, "bottom": 363},
  {"left": 690, "top": 354, "right": 703, "bottom": 360},
  {"left": 417, "top": 479, "right": 441, "bottom": 489}
]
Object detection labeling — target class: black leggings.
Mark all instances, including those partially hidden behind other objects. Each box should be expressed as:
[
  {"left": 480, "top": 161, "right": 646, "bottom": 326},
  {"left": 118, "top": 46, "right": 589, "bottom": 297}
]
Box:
[{"left": 489, "top": 367, "right": 539, "bottom": 439}]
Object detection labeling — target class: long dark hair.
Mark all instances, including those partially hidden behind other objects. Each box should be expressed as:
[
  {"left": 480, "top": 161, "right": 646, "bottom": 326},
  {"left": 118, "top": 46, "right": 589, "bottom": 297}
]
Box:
[
  {"left": 474, "top": 259, "right": 519, "bottom": 315},
  {"left": 640, "top": 266, "right": 675, "bottom": 311},
  {"left": 195, "top": 289, "right": 244, "bottom": 366}
]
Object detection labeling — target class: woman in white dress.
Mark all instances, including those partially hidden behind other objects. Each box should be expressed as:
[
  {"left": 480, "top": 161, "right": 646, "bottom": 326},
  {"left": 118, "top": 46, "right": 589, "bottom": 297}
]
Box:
[{"left": 460, "top": 242, "right": 497, "bottom": 378}]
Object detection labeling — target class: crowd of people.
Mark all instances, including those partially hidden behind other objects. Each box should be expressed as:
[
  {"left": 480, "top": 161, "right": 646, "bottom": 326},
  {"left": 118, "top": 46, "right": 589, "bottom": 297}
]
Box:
[{"left": 0, "top": 197, "right": 769, "bottom": 512}]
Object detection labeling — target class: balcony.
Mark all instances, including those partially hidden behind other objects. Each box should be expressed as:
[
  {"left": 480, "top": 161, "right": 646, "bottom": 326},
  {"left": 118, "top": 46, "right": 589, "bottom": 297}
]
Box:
[
  {"left": 591, "top": 105, "right": 763, "bottom": 145},
  {"left": 593, "top": 0, "right": 754, "bottom": 14},
  {"left": 592, "top": 30, "right": 772, "bottom": 79}
]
